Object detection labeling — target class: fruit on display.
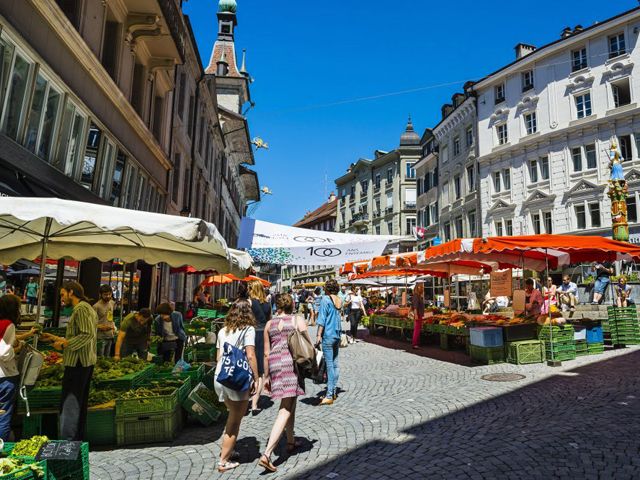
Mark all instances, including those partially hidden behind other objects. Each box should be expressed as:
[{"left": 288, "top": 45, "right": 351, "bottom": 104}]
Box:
[
  {"left": 195, "top": 385, "right": 218, "bottom": 405},
  {"left": 11, "top": 436, "right": 49, "bottom": 457},
  {"left": 88, "top": 389, "right": 120, "bottom": 407},
  {"left": 43, "top": 352, "right": 62, "bottom": 366},
  {"left": 119, "top": 386, "right": 175, "bottom": 400}
]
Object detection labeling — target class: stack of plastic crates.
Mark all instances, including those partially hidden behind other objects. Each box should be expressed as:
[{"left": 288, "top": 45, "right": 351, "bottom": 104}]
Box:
[
  {"left": 585, "top": 322, "right": 604, "bottom": 355},
  {"left": 538, "top": 324, "right": 576, "bottom": 362},
  {"left": 505, "top": 339, "right": 544, "bottom": 364},
  {"left": 469, "top": 327, "right": 504, "bottom": 364},
  {"left": 606, "top": 306, "right": 640, "bottom": 346}
]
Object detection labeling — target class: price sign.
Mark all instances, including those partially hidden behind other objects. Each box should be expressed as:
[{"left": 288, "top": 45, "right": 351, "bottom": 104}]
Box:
[
  {"left": 36, "top": 441, "right": 82, "bottom": 461},
  {"left": 444, "top": 288, "right": 450, "bottom": 308},
  {"left": 490, "top": 269, "right": 513, "bottom": 297},
  {"left": 512, "top": 290, "right": 526, "bottom": 315}
]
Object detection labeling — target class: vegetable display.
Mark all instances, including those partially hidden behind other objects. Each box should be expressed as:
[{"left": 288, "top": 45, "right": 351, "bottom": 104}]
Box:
[
  {"left": 35, "top": 364, "right": 64, "bottom": 387},
  {"left": 88, "top": 389, "right": 120, "bottom": 407},
  {"left": 11, "top": 436, "right": 49, "bottom": 457},
  {"left": 93, "top": 357, "right": 148, "bottom": 382},
  {"left": 0, "top": 458, "right": 45, "bottom": 478}
]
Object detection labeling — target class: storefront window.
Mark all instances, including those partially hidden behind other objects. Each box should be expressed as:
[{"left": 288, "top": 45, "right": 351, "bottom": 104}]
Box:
[
  {"left": 81, "top": 122, "right": 102, "bottom": 189},
  {"left": 3, "top": 53, "right": 32, "bottom": 140},
  {"left": 110, "top": 151, "right": 126, "bottom": 206},
  {"left": 24, "top": 73, "right": 62, "bottom": 161},
  {"left": 55, "top": 101, "right": 87, "bottom": 178}
]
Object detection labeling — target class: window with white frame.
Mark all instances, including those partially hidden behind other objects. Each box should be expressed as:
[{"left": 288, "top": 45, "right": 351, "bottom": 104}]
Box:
[
  {"left": 97, "top": 139, "right": 116, "bottom": 199},
  {"left": 524, "top": 111, "right": 537, "bottom": 135},
  {"left": 455, "top": 216, "right": 464, "bottom": 238},
  {"left": 1, "top": 50, "right": 33, "bottom": 141},
  {"left": 505, "top": 219, "right": 513, "bottom": 236},
  {"left": 24, "top": 72, "right": 62, "bottom": 161},
  {"left": 540, "top": 156, "right": 549, "bottom": 180},
  {"left": 495, "top": 220, "right": 503, "bottom": 237},
  {"left": 589, "top": 202, "right": 601, "bottom": 228},
  {"left": 406, "top": 162, "right": 416, "bottom": 179},
  {"left": 454, "top": 175, "right": 461, "bottom": 200},
  {"left": 360, "top": 179, "right": 368, "bottom": 195},
  {"left": 453, "top": 137, "right": 461, "bottom": 156},
  {"left": 628, "top": 195, "right": 637, "bottom": 223},
  {"left": 442, "top": 181, "right": 450, "bottom": 205},
  {"left": 496, "top": 123, "right": 508, "bottom": 145},
  {"left": 503, "top": 169, "right": 511, "bottom": 190},
  {"left": 441, "top": 145, "right": 449, "bottom": 163},
  {"left": 585, "top": 144, "right": 597, "bottom": 169},
  {"left": 422, "top": 208, "right": 430, "bottom": 227},
  {"left": 375, "top": 225, "right": 381, "bottom": 235},
  {"left": 466, "top": 165, "right": 475, "bottom": 192},
  {"left": 81, "top": 122, "right": 102, "bottom": 189},
  {"left": 494, "top": 83, "right": 505, "bottom": 104},
  {"left": 387, "top": 167, "right": 393, "bottom": 184},
  {"left": 444, "top": 222, "right": 451, "bottom": 242},
  {"left": 571, "top": 47, "right": 588, "bottom": 72},
  {"left": 521, "top": 70, "right": 534, "bottom": 92},
  {"left": 575, "top": 204, "right": 586, "bottom": 229},
  {"left": 405, "top": 188, "right": 416, "bottom": 208},
  {"left": 575, "top": 92, "right": 592, "bottom": 119},
  {"left": 375, "top": 198, "right": 381, "bottom": 212},
  {"left": 571, "top": 147, "right": 582, "bottom": 172},
  {"left": 529, "top": 159, "right": 538, "bottom": 183},
  {"left": 54, "top": 100, "right": 88, "bottom": 178},
  {"left": 466, "top": 126, "right": 473, "bottom": 147},
  {"left": 619, "top": 135, "right": 632, "bottom": 160},
  {"left": 612, "top": 78, "right": 631, "bottom": 108},
  {"left": 386, "top": 191, "right": 393, "bottom": 210},
  {"left": 375, "top": 173, "right": 381, "bottom": 189},
  {"left": 431, "top": 202, "right": 439, "bottom": 224},
  {"left": 468, "top": 210, "right": 477, "bottom": 237},
  {"left": 532, "top": 213, "right": 541, "bottom": 234},
  {"left": 387, "top": 221, "right": 393, "bottom": 234},
  {"left": 544, "top": 211, "right": 553, "bottom": 233},
  {"left": 405, "top": 217, "right": 416, "bottom": 236},
  {"left": 609, "top": 33, "right": 626, "bottom": 59},
  {"left": 493, "top": 171, "right": 501, "bottom": 193},
  {"left": 111, "top": 150, "right": 126, "bottom": 206},
  {"left": 350, "top": 185, "right": 355, "bottom": 197}
]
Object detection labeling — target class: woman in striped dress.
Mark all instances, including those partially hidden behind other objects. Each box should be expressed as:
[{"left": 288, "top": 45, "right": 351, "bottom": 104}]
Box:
[{"left": 258, "top": 293, "right": 307, "bottom": 473}]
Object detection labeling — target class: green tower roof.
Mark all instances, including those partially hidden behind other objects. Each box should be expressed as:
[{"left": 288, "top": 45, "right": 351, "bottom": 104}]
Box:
[{"left": 218, "top": 0, "right": 237, "bottom": 13}]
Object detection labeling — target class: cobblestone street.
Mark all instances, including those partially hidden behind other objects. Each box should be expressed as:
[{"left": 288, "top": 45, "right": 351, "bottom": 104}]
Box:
[{"left": 89, "top": 323, "right": 640, "bottom": 480}]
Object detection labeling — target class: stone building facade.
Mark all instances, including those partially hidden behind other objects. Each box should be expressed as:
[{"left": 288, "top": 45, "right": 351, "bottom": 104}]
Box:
[
  {"left": 335, "top": 119, "right": 421, "bottom": 253},
  {"left": 470, "top": 7, "right": 640, "bottom": 241}
]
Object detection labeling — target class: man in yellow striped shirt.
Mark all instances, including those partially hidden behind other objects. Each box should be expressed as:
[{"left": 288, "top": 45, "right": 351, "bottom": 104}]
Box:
[{"left": 44, "top": 280, "right": 97, "bottom": 441}]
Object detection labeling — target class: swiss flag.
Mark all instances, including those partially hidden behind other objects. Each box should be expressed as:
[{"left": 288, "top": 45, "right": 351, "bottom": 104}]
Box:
[{"left": 414, "top": 227, "right": 426, "bottom": 239}]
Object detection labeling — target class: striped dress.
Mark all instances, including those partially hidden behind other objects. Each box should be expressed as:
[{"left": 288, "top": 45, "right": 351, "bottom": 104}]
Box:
[{"left": 267, "top": 315, "right": 304, "bottom": 400}]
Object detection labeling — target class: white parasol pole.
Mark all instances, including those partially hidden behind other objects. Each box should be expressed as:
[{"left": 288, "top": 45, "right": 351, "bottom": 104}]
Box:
[{"left": 35, "top": 218, "right": 52, "bottom": 324}]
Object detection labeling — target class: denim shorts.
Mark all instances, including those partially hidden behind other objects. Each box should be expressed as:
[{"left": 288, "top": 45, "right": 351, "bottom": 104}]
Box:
[{"left": 593, "top": 276, "right": 610, "bottom": 294}]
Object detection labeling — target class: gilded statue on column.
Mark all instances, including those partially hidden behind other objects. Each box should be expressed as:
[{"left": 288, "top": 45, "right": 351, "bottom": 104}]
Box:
[{"left": 607, "top": 138, "right": 629, "bottom": 241}]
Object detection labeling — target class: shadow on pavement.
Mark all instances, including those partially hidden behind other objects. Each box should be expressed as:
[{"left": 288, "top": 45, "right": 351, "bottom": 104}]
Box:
[{"left": 294, "top": 349, "right": 640, "bottom": 479}]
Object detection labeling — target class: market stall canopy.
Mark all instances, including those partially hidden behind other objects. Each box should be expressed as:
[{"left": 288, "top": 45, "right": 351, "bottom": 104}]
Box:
[
  {"left": 239, "top": 218, "right": 400, "bottom": 266},
  {"left": 474, "top": 234, "right": 640, "bottom": 268},
  {"left": 0, "top": 197, "right": 248, "bottom": 276},
  {"left": 342, "top": 278, "right": 382, "bottom": 287}
]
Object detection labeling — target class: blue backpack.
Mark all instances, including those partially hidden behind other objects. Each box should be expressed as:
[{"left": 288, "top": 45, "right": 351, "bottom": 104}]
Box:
[{"left": 216, "top": 328, "right": 253, "bottom": 392}]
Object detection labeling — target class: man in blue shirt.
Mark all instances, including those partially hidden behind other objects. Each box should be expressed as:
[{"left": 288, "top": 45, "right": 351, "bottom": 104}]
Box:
[
  {"left": 316, "top": 279, "right": 342, "bottom": 406},
  {"left": 558, "top": 275, "right": 578, "bottom": 312}
]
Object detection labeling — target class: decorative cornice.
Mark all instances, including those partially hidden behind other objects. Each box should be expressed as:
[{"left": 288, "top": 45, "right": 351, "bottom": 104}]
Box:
[
  {"left": 602, "top": 57, "right": 634, "bottom": 81},
  {"left": 565, "top": 73, "right": 595, "bottom": 94},
  {"left": 489, "top": 107, "right": 509, "bottom": 127},
  {"left": 523, "top": 189, "right": 556, "bottom": 206},
  {"left": 488, "top": 199, "right": 516, "bottom": 214},
  {"left": 625, "top": 168, "right": 640, "bottom": 183},
  {"left": 516, "top": 95, "right": 539, "bottom": 114}
]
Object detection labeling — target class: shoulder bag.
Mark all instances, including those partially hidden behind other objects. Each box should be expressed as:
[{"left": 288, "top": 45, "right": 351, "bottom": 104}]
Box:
[
  {"left": 287, "top": 317, "right": 317, "bottom": 379},
  {"left": 216, "top": 327, "right": 253, "bottom": 391}
]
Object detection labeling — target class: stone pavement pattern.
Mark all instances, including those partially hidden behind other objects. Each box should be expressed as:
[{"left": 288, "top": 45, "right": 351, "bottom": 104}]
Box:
[{"left": 90, "top": 327, "right": 640, "bottom": 480}]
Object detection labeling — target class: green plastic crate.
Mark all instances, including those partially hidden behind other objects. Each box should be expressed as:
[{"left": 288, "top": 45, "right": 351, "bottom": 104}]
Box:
[
  {"left": 115, "top": 409, "right": 179, "bottom": 446},
  {"left": 506, "top": 340, "right": 544, "bottom": 365},
  {"left": 22, "top": 414, "right": 43, "bottom": 437},
  {"left": 153, "top": 363, "right": 206, "bottom": 384},
  {"left": 95, "top": 364, "right": 155, "bottom": 390},
  {"left": 544, "top": 341, "right": 576, "bottom": 352},
  {"left": 470, "top": 344, "right": 504, "bottom": 364},
  {"left": 18, "top": 387, "right": 62, "bottom": 411},
  {"left": 0, "top": 460, "right": 47, "bottom": 480},
  {"left": 439, "top": 333, "right": 450, "bottom": 350},
  {"left": 87, "top": 407, "right": 116, "bottom": 446},
  {"left": 182, "top": 384, "right": 223, "bottom": 426},
  {"left": 115, "top": 387, "right": 178, "bottom": 418},
  {"left": 538, "top": 325, "right": 574, "bottom": 342},
  {"left": 4, "top": 442, "right": 89, "bottom": 480},
  {"left": 143, "top": 377, "right": 192, "bottom": 405},
  {"left": 547, "top": 350, "right": 576, "bottom": 362}
]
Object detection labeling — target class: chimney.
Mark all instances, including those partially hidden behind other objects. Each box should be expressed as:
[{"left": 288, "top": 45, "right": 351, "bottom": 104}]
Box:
[
  {"left": 515, "top": 43, "right": 537, "bottom": 59},
  {"left": 441, "top": 104, "right": 454, "bottom": 120},
  {"left": 561, "top": 26, "right": 573, "bottom": 38},
  {"left": 328, "top": 192, "right": 336, "bottom": 203},
  {"left": 573, "top": 24, "right": 584, "bottom": 34}
]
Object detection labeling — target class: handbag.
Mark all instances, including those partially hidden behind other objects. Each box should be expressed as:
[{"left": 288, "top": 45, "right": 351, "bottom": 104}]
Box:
[
  {"left": 17, "top": 342, "right": 44, "bottom": 417},
  {"left": 287, "top": 318, "right": 317, "bottom": 379},
  {"left": 216, "top": 328, "right": 253, "bottom": 392}
]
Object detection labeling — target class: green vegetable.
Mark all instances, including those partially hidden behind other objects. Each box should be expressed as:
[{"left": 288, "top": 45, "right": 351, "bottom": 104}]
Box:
[
  {"left": 11, "top": 436, "right": 49, "bottom": 457},
  {"left": 0, "top": 458, "right": 45, "bottom": 478}
]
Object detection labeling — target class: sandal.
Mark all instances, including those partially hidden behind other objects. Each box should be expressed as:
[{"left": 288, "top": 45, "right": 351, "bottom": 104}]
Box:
[
  {"left": 258, "top": 453, "right": 277, "bottom": 472},
  {"left": 217, "top": 461, "right": 240, "bottom": 473}
]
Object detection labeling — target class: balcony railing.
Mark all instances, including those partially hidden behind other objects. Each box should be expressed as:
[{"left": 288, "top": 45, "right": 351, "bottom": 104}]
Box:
[
  {"left": 349, "top": 213, "right": 369, "bottom": 226},
  {"left": 404, "top": 202, "right": 417, "bottom": 209},
  {"left": 158, "top": 0, "right": 187, "bottom": 61}
]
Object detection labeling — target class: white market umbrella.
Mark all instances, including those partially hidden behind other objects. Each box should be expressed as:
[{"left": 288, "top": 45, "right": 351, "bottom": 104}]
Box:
[
  {"left": 344, "top": 278, "right": 382, "bottom": 287},
  {"left": 0, "top": 197, "right": 251, "bottom": 318}
]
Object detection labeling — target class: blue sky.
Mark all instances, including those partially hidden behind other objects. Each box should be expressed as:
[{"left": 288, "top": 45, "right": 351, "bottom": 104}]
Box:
[{"left": 183, "top": 0, "right": 634, "bottom": 225}]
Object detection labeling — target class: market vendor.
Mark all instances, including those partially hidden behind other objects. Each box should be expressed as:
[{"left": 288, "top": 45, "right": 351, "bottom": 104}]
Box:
[
  {"left": 524, "top": 278, "right": 543, "bottom": 316},
  {"left": 114, "top": 308, "right": 152, "bottom": 360},
  {"left": 153, "top": 303, "right": 187, "bottom": 363},
  {"left": 41, "top": 281, "right": 97, "bottom": 441},
  {"left": 93, "top": 285, "right": 116, "bottom": 357}
]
